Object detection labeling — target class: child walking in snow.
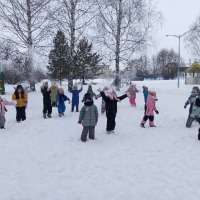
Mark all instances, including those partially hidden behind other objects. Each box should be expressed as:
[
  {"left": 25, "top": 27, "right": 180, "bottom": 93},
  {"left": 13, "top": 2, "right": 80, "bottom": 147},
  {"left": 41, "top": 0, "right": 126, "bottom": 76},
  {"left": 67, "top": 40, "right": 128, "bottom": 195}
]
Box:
[
  {"left": 57, "top": 88, "right": 70, "bottom": 117},
  {"left": 12, "top": 85, "right": 28, "bottom": 122},
  {"left": 69, "top": 84, "right": 83, "bottom": 112},
  {"left": 184, "top": 86, "right": 200, "bottom": 127},
  {"left": 0, "top": 97, "right": 15, "bottom": 129},
  {"left": 78, "top": 93, "right": 98, "bottom": 142},
  {"left": 140, "top": 90, "right": 159, "bottom": 128},
  {"left": 99, "top": 88, "right": 127, "bottom": 133},
  {"left": 126, "top": 84, "right": 138, "bottom": 106},
  {"left": 41, "top": 82, "right": 52, "bottom": 119}
]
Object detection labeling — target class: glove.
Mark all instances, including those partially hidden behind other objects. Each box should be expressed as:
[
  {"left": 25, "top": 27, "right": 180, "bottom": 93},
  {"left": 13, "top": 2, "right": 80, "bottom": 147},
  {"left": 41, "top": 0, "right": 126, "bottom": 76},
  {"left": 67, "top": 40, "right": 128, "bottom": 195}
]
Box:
[
  {"left": 78, "top": 121, "right": 82, "bottom": 124},
  {"left": 184, "top": 105, "right": 187, "bottom": 109},
  {"left": 155, "top": 110, "right": 159, "bottom": 114}
]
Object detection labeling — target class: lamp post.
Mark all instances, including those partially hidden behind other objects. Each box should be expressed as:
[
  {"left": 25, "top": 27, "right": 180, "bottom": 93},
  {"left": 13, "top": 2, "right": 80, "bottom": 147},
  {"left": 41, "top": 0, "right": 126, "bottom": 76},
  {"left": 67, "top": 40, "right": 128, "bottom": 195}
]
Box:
[{"left": 166, "top": 29, "right": 195, "bottom": 88}]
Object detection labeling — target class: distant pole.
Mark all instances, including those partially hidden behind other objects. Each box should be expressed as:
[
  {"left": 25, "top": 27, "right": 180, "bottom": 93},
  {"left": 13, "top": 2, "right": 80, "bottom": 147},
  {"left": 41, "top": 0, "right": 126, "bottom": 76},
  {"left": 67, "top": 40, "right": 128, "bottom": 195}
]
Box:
[{"left": 178, "top": 35, "right": 181, "bottom": 88}]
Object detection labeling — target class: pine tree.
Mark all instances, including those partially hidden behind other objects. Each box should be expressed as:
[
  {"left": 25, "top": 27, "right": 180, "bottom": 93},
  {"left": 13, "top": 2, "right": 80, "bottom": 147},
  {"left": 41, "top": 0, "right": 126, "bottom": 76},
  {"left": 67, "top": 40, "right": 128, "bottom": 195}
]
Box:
[
  {"left": 74, "top": 38, "right": 101, "bottom": 84},
  {"left": 47, "top": 31, "right": 70, "bottom": 85}
]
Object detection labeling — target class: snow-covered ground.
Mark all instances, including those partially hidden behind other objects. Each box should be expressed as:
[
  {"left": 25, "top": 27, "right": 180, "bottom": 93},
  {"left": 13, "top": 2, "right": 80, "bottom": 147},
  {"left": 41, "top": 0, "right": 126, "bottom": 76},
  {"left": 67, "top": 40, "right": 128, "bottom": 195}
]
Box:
[{"left": 1, "top": 80, "right": 200, "bottom": 200}]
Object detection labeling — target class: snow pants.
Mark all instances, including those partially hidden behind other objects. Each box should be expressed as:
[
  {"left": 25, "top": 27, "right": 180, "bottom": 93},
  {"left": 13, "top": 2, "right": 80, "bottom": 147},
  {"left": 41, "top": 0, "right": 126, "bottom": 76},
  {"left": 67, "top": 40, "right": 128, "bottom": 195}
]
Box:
[
  {"left": 129, "top": 97, "right": 136, "bottom": 106},
  {"left": 71, "top": 103, "right": 79, "bottom": 112},
  {"left": 142, "top": 115, "right": 155, "bottom": 126},
  {"left": 81, "top": 126, "right": 95, "bottom": 142},
  {"left": 0, "top": 115, "right": 5, "bottom": 128},
  {"left": 16, "top": 107, "right": 26, "bottom": 122},
  {"left": 43, "top": 102, "right": 52, "bottom": 116},
  {"left": 186, "top": 116, "right": 200, "bottom": 128},
  {"left": 106, "top": 113, "right": 116, "bottom": 132}
]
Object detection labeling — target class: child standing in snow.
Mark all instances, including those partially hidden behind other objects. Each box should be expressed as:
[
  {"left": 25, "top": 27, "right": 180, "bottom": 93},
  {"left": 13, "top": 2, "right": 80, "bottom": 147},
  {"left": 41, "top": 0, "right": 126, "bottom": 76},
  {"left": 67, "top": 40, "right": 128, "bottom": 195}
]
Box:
[
  {"left": 96, "top": 86, "right": 109, "bottom": 114},
  {"left": 126, "top": 84, "right": 138, "bottom": 106},
  {"left": 82, "top": 85, "right": 96, "bottom": 102},
  {"left": 41, "top": 82, "right": 52, "bottom": 119},
  {"left": 57, "top": 88, "right": 70, "bottom": 117},
  {"left": 0, "top": 97, "right": 15, "bottom": 129},
  {"left": 78, "top": 93, "right": 98, "bottom": 142},
  {"left": 69, "top": 84, "right": 83, "bottom": 112},
  {"left": 140, "top": 91, "right": 159, "bottom": 128},
  {"left": 143, "top": 86, "right": 149, "bottom": 112},
  {"left": 12, "top": 85, "right": 28, "bottom": 122},
  {"left": 50, "top": 82, "right": 58, "bottom": 107},
  {"left": 99, "top": 88, "right": 127, "bottom": 133},
  {"left": 184, "top": 86, "right": 200, "bottom": 127}
]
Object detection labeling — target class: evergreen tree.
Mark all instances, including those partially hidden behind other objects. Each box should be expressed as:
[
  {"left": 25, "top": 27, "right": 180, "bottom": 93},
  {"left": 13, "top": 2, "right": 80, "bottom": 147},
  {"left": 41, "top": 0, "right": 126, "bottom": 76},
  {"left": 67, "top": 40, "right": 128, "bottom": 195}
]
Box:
[
  {"left": 74, "top": 38, "right": 101, "bottom": 83},
  {"left": 47, "top": 31, "right": 70, "bottom": 84}
]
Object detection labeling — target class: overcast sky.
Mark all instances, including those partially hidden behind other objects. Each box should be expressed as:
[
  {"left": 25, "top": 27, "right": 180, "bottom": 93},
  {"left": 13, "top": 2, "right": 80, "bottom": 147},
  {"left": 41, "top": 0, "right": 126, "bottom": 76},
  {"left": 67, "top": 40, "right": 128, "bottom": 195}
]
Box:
[{"left": 151, "top": 0, "right": 200, "bottom": 62}]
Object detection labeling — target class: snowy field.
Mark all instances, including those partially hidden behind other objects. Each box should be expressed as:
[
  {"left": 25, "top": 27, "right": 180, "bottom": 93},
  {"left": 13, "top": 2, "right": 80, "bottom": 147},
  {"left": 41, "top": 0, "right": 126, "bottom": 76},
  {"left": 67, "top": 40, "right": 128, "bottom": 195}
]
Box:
[{"left": 1, "top": 79, "right": 200, "bottom": 200}]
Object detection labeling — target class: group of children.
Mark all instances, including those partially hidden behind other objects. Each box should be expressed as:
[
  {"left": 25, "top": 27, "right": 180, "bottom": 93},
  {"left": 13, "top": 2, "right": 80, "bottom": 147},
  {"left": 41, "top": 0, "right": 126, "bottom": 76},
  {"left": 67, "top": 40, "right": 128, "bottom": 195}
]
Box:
[{"left": 0, "top": 81, "right": 160, "bottom": 142}]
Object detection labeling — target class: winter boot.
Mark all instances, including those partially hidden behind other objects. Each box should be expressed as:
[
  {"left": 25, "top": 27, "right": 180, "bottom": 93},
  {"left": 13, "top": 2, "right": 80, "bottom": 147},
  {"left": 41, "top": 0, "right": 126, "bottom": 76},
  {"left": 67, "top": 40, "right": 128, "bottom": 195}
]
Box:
[
  {"left": 140, "top": 120, "right": 145, "bottom": 128},
  {"left": 47, "top": 114, "right": 52, "bottom": 118},
  {"left": 149, "top": 121, "right": 156, "bottom": 127},
  {"left": 43, "top": 113, "right": 47, "bottom": 119}
]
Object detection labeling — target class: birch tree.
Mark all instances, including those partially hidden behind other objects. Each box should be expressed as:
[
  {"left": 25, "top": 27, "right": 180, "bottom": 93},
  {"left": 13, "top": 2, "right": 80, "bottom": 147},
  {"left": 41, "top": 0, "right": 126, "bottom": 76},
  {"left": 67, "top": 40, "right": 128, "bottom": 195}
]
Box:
[
  {"left": 0, "top": 0, "right": 52, "bottom": 78},
  {"left": 95, "top": 0, "right": 160, "bottom": 88}
]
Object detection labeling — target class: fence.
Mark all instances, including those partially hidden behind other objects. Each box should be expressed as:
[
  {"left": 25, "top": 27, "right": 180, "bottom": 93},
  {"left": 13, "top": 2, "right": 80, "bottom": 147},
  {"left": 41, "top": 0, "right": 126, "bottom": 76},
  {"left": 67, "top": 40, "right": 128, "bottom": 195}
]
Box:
[{"left": 185, "top": 73, "right": 200, "bottom": 85}]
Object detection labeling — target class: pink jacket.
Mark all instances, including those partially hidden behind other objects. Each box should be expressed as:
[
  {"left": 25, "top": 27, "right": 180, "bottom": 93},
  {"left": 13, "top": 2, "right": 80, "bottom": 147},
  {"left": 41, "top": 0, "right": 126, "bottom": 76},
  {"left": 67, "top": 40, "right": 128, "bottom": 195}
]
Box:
[
  {"left": 0, "top": 99, "right": 14, "bottom": 116},
  {"left": 145, "top": 94, "right": 157, "bottom": 116}
]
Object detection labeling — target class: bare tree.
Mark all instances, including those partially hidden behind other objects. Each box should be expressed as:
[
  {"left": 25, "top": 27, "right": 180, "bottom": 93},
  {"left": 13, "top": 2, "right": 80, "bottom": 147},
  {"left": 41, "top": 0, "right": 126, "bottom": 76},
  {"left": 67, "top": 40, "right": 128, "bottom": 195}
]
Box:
[
  {"left": 95, "top": 0, "right": 160, "bottom": 88},
  {"left": 185, "top": 16, "right": 200, "bottom": 59},
  {"left": 0, "top": 0, "right": 53, "bottom": 78}
]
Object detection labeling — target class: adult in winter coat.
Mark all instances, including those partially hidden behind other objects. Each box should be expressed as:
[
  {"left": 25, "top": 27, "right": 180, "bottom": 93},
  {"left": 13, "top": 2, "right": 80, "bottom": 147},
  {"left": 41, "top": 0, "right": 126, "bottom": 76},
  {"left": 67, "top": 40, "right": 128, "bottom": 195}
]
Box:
[
  {"left": 0, "top": 97, "right": 15, "bottom": 129},
  {"left": 41, "top": 82, "right": 52, "bottom": 119},
  {"left": 126, "top": 84, "right": 138, "bottom": 106},
  {"left": 141, "top": 91, "right": 159, "bottom": 128},
  {"left": 50, "top": 82, "right": 58, "bottom": 107},
  {"left": 82, "top": 85, "right": 96, "bottom": 102},
  {"left": 100, "top": 88, "right": 127, "bottom": 133},
  {"left": 184, "top": 86, "right": 200, "bottom": 127},
  {"left": 79, "top": 93, "right": 98, "bottom": 142},
  {"left": 12, "top": 85, "right": 28, "bottom": 122},
  {"left": 57, "top": 88, "right": 70, "bottom": 117},
  {"left": 69, "top": 84, "right": 83, "bottom": 112},
  {"left": 186, "top": 95, "right": 200, "bottom": 128}
]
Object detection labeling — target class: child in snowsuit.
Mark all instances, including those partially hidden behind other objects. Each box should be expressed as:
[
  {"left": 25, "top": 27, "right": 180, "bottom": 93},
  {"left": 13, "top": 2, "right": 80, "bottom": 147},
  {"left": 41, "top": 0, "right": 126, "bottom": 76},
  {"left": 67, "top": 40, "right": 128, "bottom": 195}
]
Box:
[
  {"left": 50, "top": 82, "right": 58, "bottom": 107},
  {"left": 78, "top": 93, "right": 98, "bottom": 142},
  {"left": 69, "top": 84, "right": 82, "bottom": 112},
  {"left": 41, "top": 82, "right": 52, "bottom": 119},
  {"left": 12, "top": 85, "right": 28, "bottom": 122},
  {"left": 143, "top": 86, "right": 149, "bottom": 113},
  {"left": 100, "top": 88, "right": 127, "bottom": 133},
  {"left": 57, "top": 88, "right": 70, "bottom": 117},
  {"left": 96, "top": 86, "right": 109, "bottom": 114},
  {"left": 0, "top": 97, "right": 15, "bottom": 129},
  {"left": 126, "top": 84, "right": 138, "bottom": 106},
  {"left": 185, "top": 86, "right": 200, "bottom": 127},
  {"left": 82, "top": 85, "right": 96, "bottom": 102},
  {"left": 186, "top": 93, "right": 200, "bottom": 128},
  {"left": 141, "top": 91, "right": 159, "bottom": 128}
]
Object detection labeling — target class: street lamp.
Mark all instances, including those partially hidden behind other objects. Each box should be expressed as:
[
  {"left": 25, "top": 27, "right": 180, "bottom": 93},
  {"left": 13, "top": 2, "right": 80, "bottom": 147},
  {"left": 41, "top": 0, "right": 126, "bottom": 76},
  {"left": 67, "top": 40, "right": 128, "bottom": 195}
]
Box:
[{"left": 166, "top": 29, "right": 196, "bottom": 88}]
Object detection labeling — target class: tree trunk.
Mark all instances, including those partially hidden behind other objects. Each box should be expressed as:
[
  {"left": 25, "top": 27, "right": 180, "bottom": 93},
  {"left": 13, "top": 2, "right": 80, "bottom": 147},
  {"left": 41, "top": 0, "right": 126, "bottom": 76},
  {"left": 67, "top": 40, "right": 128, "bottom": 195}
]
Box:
[
  {"left": 68, "top": 0, "right": 76, "bottom": 91},
  {"left": 26, "top": 0, "right": 33, "bottom": 80},
  {"left": 115, "top": 0, "right": 123, "bottom": 90}
]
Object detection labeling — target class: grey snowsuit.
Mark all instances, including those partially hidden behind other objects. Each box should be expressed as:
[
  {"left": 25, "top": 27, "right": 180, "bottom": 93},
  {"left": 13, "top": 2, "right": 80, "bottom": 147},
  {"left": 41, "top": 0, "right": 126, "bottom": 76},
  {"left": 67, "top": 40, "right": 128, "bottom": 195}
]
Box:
[{"left": 79, "top": 104, "right": 98, "bottom": 142}]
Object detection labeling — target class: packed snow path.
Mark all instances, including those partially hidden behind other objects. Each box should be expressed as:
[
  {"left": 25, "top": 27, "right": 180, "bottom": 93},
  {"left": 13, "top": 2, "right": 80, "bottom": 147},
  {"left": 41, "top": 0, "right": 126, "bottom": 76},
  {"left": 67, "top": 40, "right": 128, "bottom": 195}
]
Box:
[{"left": 1, "top": 80, "right": 200, "bottom": 200}]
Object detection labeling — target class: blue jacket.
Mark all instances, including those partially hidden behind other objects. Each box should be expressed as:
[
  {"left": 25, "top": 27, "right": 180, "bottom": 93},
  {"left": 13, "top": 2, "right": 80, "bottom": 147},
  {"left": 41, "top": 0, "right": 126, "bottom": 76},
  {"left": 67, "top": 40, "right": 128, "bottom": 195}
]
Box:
[
  {"left": 70, "top": 88, "right": 82, "bottom": 105},
  {"left": 143, "top": 90, "right": 148, "bottom": 104},
  {"left": 57, "top": 94, "right": 70, "bottom": 113}
]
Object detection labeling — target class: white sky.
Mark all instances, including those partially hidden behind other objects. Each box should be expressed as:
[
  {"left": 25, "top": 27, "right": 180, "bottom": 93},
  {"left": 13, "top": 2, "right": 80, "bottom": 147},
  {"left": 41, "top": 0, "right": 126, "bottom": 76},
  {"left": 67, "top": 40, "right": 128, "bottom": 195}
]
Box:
[{"left": 151, "top": 0, "right": 200, "bottom": 62}]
